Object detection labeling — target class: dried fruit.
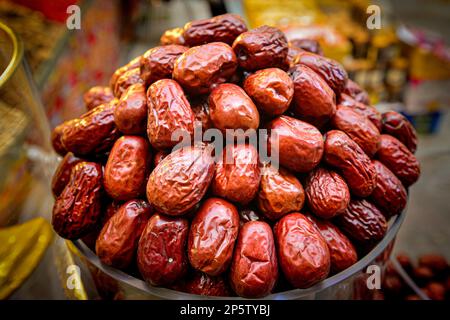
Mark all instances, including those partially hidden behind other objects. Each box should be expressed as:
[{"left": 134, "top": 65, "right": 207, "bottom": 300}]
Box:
[
  {"left": 52, "top": 162, "right": 103, "bottom": 239},
  {"left": 230, "top": 221, "right": 278, "bottom": 297},
  {"left": 147, "top": 145, "right": 215, "bottom": 215},
  {"left": 267, "top": 115, "right": 324, "bottom": 173},
  {"left": 305, "top": 167, "right": 350, "bottom": 219},
  {"left": 96, "top": 200, "right": 152, "bottom": 268},
  {"left": 188, "top": 197, "right": 239, "bottom": 276},
  {"left": 137, "top": 214, "right": 189, "bottom": 286},
  {"left": 274, "top": 213, "right": 330, "bottom": 288},
  {"left": 212, "top": 143, "right": 260, "bottom": 205},
  {"left": 104, "top": 136, "right": 151, "bottom": 201},
  {"left": 324, "top": 130, "right": 377, "bottom": 197},
  {"left": 257, "top": 165, "right": 305, "bottom": 221},
  {"left": 232, "top": 25, "right": 288, "bottom": 71}
]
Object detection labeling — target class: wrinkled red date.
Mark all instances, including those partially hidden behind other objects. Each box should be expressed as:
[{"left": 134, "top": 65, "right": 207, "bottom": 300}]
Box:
[
  {"left": 113, "top": 67, "right": 144, "bottom": 98},
  {"left": 289, "top": 64, "right": 336, "bottom": 127},
  {"left": 83, "top": 86, "right": 114, "bottom": 111},
  {"left": 305, "top": 213, "right": 358, "bottom": 274},
  {"left": 274, "top": 213, "right": 330, "bottom": 288},
  {"left": 324, "top": 130, "right": 377, "bottom": 197},
  {"left": 305, "top": 167, "right": 350, "bottom": 219},
  {"left": 146, "top": 79, "right": 195, "bottom": 150},
  {"left": 188, "top": 197, "right": 239, "bottom": 276},
  {"left": 382, "top": 111, "right": 417, "bottom": 153},
  {"left": 294, "top": 51, "right": 348, "bottom": 96},
  {"left": 183, "top": 13, "right": 247, "bottom": 46},
  {"left": 52, "top": 162, "right": 103, "bottom": 239},
  {"left": 51, "top": 152, "right": 83, "bottom": 197},
  {"left": 114, "top": 83, "right": 147, "bottom": 135},
  {"left": 335, "top": 199, "right": 387, "bottom": 246},
  {"left": 257, "top": 165, "right": 305, "bottom": 221},
  {"left": 104, "top": 136, "right": 151, "bottom": 201},
  {"left": 331, "top": 105, "right": 381, "bottom": 157},
  {"left": 267, "top": 116, "right": 324, "bottom": 173},
  {"left": 371, "top": 160, "right": 407, "bottom": 218},
  {"left": 376, "top": 134, "right": 420, "bottom": 187},
  {"left": 140, "top": 45, "right": 188, "bottom": 86},
  {"left": 96, "top": 199, "right": 152, "bottom": 269},
  {"left": 230, "top": 221, "right": 278, "bottom": 298},
  {"left": 173, "top": 42, "right": 237, "bottom": 95},
  {"left": 209, "top": 83, "right": 260, "bottom": 131},
  {"left": 61, "top": 100, "right": 121, "bottom": 157},
  {"left": 232, "top": 25, "right": 288, "bottom": 71},
  {"left": 243, "top": 68, "right": 294, "bottom": 117},
  {"left": 212, "top": 143, "right": 261, "bottom": 205},
  {"left": 338, "top": 93, "right": 382, "bottom": 131},
  {"left": 147, "top": 145, "right": 215, "bottom": 215},
  {"left": 137, "top": 214, "right": 189, "bottom": 286}
]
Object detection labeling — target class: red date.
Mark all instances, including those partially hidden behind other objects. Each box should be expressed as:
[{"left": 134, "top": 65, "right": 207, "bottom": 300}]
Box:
[
  {"left": 257, "top": 165, "right": 305, "bottom": 221},
  {"left": 52, "top": 162, "right": 103, "bottom": 239},
  {"left": 183, "top": 13, "right": 247, "bottom": 46},
  {"left": 230, "top": 221, "right": 278, "bottom": 298},
  {"left": 137, "top": 214, "right": 189, "bottom": 286},
  {"left": 51, "top": 152, "right": 83, "bottom": 197},
  {"left": 371, "top": 160, "right": 407, "bottom": 217},
  {"left": 147, "top": 145, "right": 215, "bottom": 215},
  {"left": 83, "top": 86, "right": 114, "bottom": 111},
  {"left": 232, "top": 25, "right": 288, "bottom": 71},
  {"left": 324, "top": 130, "right": 377, "bottom": 197},
  {"left": 267, "top": 116, "right": 324, "bottom": 173},
  {"left": 160, "top": 27, "right": 185, "bottom": 46},
  {"left": 96, "top": 199, "right": 152, "bottom": 269},
  {"left": 61, "top": 100, "right": 121, "bottom": 157},
  {"left": 294, "top": 51, "right": 348, "bottom": 96},
  {"left": 335, "top": 199, "right": 387, "bottom": 247},
  {"left": 290, "top": 38, "right": 323, "bottom": 55},
  {"left": 140, "top": 45, "right": 188, "bottom": 86},
  {"left": 173, "top": 42, "right": 237, "bottom": 95},
  {"left": 331, "top": 105, "right": 381, "bottom": 157},
  {"left": 114, "top": 83, "right": 147, "bottom": 135},
  {"left": 305, "top": 167, "right": 350, "bottom": 219},
  {"left": 243, "top": 68, "right": 294, "bottom": 117},
  {"left": 274, "top": 213, "right": 330, "bottom": 288},
  {"left": 376, "top": 134, "right": 420, "bottom": 187},
  {"left": 188, "top": 197, "right": 239, "bottom": 276},
  {"left": 104, "top": 136, "right": 151, "bottom": 201},
  {"left": 209, "top": 83, "right": 260, "bottom": 131},
  {"left": 338, "top": 93, "right": 382, "bottom": 131},
  {"left": 146, "top": 79, "right": 195, "bottom": 150},
  {"left": 382, "top": 111, "right": 417, "bottom": 153},
  {"left": 289, "top": 64, "right": 336, "bottom": 128},
  {"left": 305, "top": 213, "right": 358, "bottom": 274}
]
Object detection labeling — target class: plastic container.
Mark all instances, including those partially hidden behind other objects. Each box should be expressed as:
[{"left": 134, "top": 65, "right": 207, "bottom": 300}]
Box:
[{"left": 67, "top": 212, "right": 405, "bottom": 300}]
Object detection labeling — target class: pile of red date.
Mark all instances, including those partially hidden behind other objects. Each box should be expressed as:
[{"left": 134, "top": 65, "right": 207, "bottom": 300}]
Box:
[{"left": 50, "top": 14, "right": 420, "bottom": 298}]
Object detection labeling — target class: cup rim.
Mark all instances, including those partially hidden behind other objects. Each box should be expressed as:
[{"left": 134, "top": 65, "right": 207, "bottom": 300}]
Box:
[
  {"left": 71, "top": 211, "right": 405, "bottom": 300},
  {"left": 0, "top": 21, "right": 23, "bottom": 88}
]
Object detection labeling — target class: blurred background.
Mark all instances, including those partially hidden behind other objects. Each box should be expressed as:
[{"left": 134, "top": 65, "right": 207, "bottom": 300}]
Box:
[{"left": 0, "top": 0, "right": 449, "bottom": 300}]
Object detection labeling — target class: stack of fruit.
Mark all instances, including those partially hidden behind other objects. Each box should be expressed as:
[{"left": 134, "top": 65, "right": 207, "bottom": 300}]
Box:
[{"left": 50, "top": 14, "right": 420, "bottom": 298}]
